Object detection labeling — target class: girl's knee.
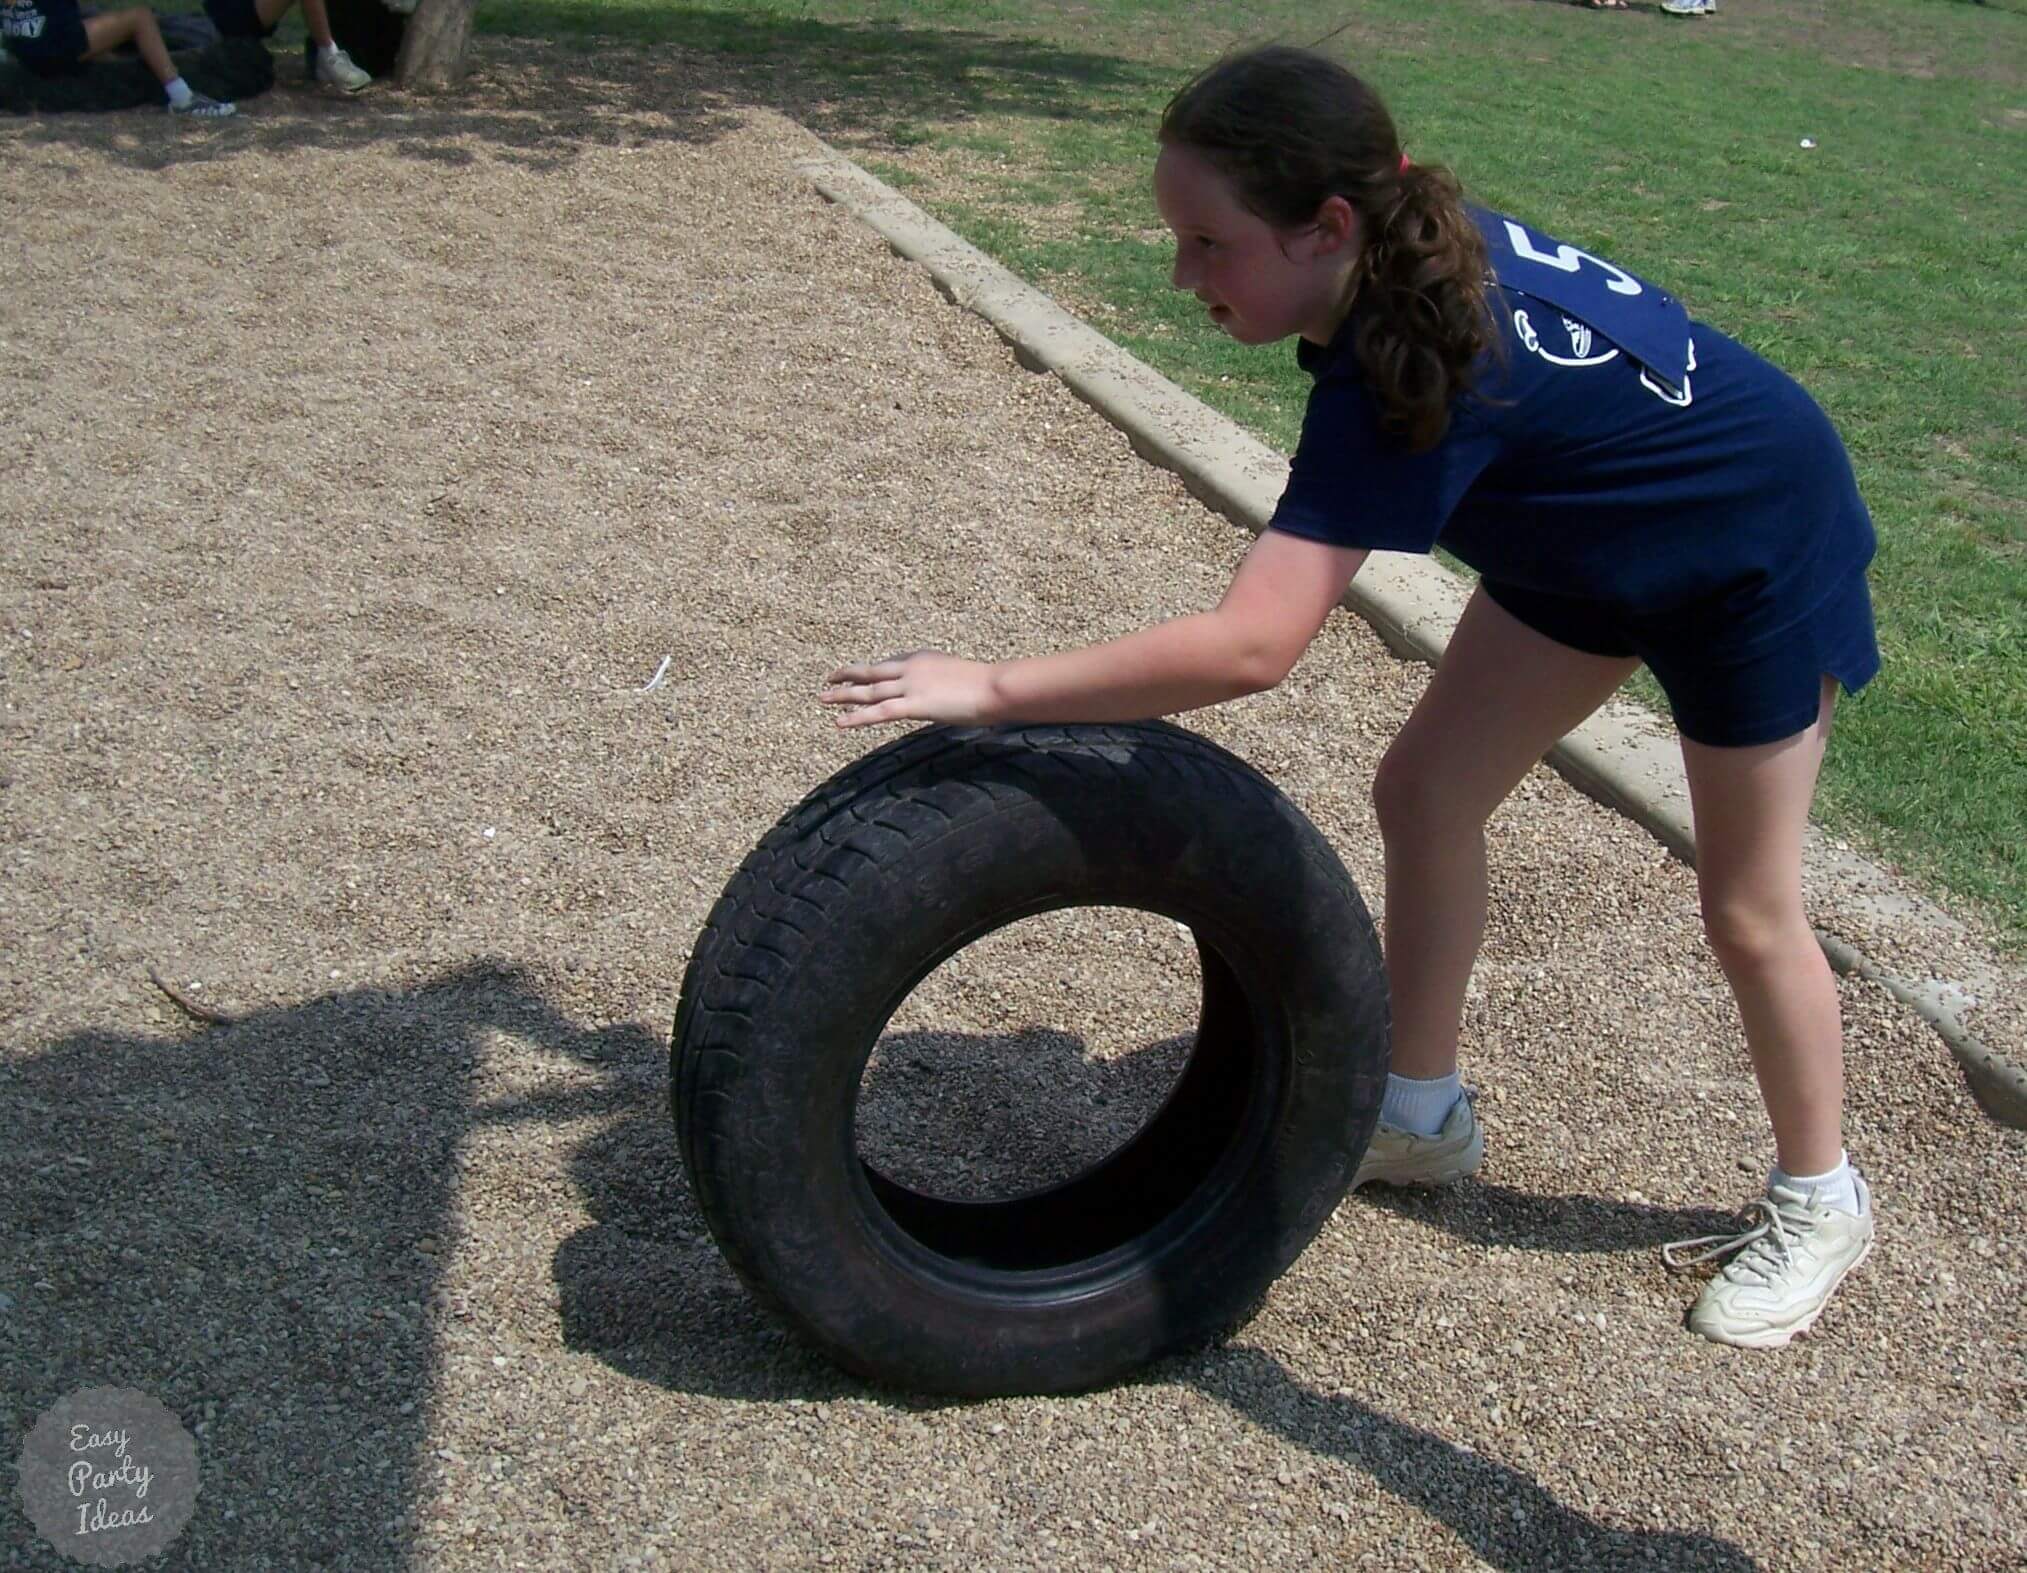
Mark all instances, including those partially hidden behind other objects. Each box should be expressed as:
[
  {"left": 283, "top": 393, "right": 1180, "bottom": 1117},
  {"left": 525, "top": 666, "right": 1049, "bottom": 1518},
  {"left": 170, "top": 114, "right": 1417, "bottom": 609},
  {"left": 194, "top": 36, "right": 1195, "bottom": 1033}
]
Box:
[
  {"left": 1698, "top": 888, "right": 1808, "bottom": 970},
  {"left": 1373, "top": 744, "right": 1475, "bottom": 841}
]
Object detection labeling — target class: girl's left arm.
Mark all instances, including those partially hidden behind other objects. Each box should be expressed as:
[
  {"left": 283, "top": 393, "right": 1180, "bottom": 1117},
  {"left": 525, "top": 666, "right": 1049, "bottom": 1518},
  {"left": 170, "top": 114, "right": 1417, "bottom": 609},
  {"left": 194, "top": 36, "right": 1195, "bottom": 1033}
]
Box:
[{"left": 821, "top": 530, "right": 1370, "bottom": 729}]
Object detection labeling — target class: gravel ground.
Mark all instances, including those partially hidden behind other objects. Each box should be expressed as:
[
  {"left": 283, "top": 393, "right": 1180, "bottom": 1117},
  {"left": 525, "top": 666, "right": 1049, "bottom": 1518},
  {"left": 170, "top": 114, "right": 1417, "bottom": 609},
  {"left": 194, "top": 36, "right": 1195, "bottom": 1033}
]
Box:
[{"left": 3, "top": 44, "right": 2023, "bottom": 1573}]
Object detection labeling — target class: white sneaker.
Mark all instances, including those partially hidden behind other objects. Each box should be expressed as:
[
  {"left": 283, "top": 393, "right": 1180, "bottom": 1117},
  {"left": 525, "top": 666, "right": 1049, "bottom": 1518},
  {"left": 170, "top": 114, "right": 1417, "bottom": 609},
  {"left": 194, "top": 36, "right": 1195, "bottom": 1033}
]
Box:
[
  {"left": 1352, "top": 1092, "right": 1485, "bottom": 1189},
  {"left": 1661, "top": 0, "right": 1717, "bottom": 14},
  {"left": 1666, "top": 1176, "right": 1874, "bottom": 1349},
  {"left": 168, "top": 92, "right": 237, "bottom": 118},
  {"left": 315, "top": 44, "right": 373, "bottom": 92}
]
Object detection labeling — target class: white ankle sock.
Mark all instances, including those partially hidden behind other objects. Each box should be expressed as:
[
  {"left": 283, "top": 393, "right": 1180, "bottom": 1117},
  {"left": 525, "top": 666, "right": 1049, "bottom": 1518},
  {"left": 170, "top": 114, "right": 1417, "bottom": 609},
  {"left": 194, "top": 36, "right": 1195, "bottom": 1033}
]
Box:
[
  {"left": 318, "top": 41, "right": 341, "bottom": 60},
  {"left": 164, "top": 76, "right": 193, "bottom": 106},
  {"left": 1770, "top": 1151, "right": 1864, "bottom": 1217},
  {"left": 1381, "top": 1071, "right": 1462, "bottom": 1137}
]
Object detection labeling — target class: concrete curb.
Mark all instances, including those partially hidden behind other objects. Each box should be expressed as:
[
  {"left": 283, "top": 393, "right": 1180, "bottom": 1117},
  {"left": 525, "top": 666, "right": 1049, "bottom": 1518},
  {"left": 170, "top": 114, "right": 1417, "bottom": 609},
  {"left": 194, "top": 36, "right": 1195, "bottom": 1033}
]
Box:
[{"left": 798, "top": 148, "right": 2027, "bottom": 1132}]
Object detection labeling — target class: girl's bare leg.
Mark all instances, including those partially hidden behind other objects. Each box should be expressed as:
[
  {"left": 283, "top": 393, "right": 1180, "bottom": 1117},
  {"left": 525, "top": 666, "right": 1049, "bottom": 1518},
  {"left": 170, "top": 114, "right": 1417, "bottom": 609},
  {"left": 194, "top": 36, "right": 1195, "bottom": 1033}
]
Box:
[
  {"left": 1373, "top": 588, "right": 1639, "bottom": 1078},
  {"left": 1679, "top": 679, "right": 1844, "bottom": 1175}
]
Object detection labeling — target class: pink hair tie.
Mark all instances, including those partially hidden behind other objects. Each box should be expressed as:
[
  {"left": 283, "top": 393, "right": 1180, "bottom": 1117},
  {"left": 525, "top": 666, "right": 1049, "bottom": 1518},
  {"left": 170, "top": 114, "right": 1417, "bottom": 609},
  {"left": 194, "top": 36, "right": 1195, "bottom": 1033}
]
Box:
[{"left": 1399, "top": 153, "right": 1412, "bottom": 173}]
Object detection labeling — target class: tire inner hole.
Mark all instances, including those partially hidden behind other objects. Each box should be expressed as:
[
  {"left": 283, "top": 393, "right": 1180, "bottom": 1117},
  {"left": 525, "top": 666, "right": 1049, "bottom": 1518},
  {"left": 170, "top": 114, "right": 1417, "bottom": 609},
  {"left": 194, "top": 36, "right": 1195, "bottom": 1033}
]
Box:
[{"left": 855, "top": 905, "right": 1201, "bottom": 1206}]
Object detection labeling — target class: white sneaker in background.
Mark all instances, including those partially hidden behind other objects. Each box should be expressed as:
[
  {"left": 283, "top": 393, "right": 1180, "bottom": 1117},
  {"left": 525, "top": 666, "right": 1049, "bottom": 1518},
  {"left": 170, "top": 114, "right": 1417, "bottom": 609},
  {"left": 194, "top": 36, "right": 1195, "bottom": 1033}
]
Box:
[
  {"left": 169, "top": 91, "right": 237, "bottom": 117},
  {"left": 316, "top": 44, "right": 373, "bottom": 92}
]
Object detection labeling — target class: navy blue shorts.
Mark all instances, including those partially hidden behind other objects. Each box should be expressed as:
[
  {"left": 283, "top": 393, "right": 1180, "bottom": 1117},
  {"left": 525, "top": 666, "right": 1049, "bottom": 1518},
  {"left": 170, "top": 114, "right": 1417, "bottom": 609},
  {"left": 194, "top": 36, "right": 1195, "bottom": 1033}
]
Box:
[
  {"left": 1484, "top": 572, "right": 1880, "bottom": 749},
  {"left": 2, "top": 6, "right": 89, "bottom": 72},
  {"left": 202, "top": 0, "right": 275, "bottom": 38}
]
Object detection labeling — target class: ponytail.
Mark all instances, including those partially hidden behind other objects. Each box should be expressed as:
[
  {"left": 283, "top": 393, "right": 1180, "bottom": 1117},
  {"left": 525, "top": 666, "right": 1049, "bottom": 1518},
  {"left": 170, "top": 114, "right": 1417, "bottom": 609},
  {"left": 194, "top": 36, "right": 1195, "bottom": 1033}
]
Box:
[
  {"left": 1351, "top": 158, "right": 1494, "bottom": 450},
  {"left": 1159, "top": 47, "right": 1494, "bottom": 450}
]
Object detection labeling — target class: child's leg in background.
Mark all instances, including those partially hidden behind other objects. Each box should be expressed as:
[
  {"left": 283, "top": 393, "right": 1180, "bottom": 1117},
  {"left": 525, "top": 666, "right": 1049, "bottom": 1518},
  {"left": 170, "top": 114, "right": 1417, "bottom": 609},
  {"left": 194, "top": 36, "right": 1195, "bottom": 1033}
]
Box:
[
  {"left": 253, "top": 0, "right": 333, "bottom": 50},
  {"left": 80, "top": 9, "right": 176, "bottom": 85},
  {"left": 1373, "top": 587, "right": 1639, "bottom": 1080},
  {"left": 255, "top": 0, "right": 372, "bottom": 89},
  {"left": 1679, "top": 679, "right": 1845, "bottom": 1177}
]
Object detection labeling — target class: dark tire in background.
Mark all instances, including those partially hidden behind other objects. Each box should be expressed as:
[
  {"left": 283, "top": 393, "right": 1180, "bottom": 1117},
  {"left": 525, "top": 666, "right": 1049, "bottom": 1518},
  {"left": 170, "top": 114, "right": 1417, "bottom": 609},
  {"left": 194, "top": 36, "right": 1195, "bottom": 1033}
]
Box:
[{"left": 672, "top": 722, "right": 1389, "bottom": 1398}]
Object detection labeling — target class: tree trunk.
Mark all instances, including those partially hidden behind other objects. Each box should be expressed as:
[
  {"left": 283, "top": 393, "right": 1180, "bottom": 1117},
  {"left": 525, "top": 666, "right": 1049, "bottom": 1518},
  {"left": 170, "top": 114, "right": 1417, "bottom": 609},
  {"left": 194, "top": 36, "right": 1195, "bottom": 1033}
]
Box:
[{"left": 395, "top": 0, "right": 476, "bottom": 89}]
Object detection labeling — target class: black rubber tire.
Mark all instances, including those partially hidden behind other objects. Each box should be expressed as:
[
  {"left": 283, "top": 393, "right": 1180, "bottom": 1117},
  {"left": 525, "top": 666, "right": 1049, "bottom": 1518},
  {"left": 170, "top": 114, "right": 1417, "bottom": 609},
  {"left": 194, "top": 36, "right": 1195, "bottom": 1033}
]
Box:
[
  {"left": 1, "top": 36, "right": 272, "bottom": 114},
  {"left": 672, "top": 722, "right": 1389, "bottom": 1398}
]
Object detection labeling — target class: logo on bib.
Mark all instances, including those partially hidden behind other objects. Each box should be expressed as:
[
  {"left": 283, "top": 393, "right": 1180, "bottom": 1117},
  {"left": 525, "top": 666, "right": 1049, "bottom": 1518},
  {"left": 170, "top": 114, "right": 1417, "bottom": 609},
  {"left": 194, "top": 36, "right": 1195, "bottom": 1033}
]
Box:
[{"left": 1512, "top": 308, "right": 1619, "bottom": 369}]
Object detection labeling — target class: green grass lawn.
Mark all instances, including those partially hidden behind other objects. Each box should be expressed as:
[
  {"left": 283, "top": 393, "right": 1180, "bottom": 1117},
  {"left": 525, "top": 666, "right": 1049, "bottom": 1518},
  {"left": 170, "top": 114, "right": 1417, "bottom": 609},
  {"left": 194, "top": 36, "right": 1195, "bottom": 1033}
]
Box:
[{"left": 483, "top": 0, "right": 2027, "bottom": 952}]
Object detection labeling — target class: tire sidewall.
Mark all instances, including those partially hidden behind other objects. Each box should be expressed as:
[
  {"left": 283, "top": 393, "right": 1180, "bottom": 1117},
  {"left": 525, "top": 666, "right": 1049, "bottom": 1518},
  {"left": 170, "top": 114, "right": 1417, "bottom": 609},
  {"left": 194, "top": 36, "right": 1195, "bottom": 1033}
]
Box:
[{"left": 686, "top": 730, "right": 1386, "bottom": 1394}]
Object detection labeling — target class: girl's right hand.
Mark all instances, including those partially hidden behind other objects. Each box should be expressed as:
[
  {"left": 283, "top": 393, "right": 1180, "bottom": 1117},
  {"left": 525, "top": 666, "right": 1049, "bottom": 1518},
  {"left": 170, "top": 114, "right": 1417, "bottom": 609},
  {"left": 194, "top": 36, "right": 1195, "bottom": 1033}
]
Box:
[{"left": 819, "top": 650, "right": 999, "bottom": 730}]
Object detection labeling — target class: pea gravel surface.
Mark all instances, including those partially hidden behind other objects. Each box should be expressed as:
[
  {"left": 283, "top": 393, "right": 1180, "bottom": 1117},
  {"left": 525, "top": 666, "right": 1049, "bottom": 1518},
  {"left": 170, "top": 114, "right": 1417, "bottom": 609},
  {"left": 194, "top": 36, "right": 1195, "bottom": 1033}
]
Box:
[{"left": 2, "top": 42, "right": 2022, "bottom": 1573}]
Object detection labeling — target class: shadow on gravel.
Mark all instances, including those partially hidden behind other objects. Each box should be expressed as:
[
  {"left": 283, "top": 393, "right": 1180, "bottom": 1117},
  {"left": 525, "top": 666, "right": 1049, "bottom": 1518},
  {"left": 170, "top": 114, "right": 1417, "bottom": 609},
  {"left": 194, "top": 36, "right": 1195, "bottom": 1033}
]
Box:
[
  {"left": 3, "top": 973, "right": 1755, "bottom": 1568},
  {"left": 1355, "top": 1180, "right": 1739, "bottom": 1255},
  {"left": 1, "top": 960, "right": 657, "bottom": 1569},
  {"left": 553, "top": 1023, "right": 1197, "bottom": 1403},
  {"left": 556, "top": 1019, "right": 1759, "bottom": 1572},
  {"left": 1187, "top": 1349, "right": 1759, "bottom": 1572}
]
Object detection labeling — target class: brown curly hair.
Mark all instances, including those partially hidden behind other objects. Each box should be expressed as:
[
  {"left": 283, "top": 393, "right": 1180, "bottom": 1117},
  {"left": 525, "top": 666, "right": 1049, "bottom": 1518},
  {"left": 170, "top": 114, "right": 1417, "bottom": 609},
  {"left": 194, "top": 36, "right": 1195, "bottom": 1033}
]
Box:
[{"left": 1159, "top": 46, "right": 1494, "bottom": 451}]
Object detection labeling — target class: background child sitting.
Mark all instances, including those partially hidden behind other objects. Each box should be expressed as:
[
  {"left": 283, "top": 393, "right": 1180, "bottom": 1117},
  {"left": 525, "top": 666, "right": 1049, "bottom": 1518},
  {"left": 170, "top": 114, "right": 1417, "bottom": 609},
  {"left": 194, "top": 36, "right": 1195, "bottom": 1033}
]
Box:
[
  {"left": 2, "top": 0, "right": 236, "bottom": 114},
  {"left": 201, "top": 0, "right": 369, "bottom": 92}
]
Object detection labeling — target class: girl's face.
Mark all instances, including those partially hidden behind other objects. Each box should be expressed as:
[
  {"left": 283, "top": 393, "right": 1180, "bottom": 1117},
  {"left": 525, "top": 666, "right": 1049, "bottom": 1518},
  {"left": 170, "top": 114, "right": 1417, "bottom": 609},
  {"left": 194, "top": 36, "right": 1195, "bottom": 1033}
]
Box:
[{"left": 1154, "top": 144, "right": 1361, "bottom": 346}]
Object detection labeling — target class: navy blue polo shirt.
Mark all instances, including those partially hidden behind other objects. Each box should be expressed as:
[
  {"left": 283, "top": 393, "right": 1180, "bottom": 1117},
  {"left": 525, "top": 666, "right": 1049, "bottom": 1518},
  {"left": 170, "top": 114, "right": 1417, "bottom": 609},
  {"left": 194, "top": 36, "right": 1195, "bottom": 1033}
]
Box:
[
  {"left": 1270, "top": 208, "right": 1876, "bottom": 650},
  {"left": 2, "top": 0, "right": 88, "bottom": 66}
]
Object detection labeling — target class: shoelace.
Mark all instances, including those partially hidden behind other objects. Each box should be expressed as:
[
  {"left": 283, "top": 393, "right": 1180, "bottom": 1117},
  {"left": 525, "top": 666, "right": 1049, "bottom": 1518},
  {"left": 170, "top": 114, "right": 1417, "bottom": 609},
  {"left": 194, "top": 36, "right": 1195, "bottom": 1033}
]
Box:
[{"left": 1662, "top": 1195, "right": 1815, "bottom": 1280}]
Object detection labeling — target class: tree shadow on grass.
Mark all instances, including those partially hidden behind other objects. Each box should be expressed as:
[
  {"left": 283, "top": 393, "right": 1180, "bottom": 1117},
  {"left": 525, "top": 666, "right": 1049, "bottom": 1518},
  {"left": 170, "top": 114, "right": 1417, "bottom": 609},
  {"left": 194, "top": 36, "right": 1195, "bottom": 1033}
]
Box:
[
  {"left": 0, "top": 7, "right": 1171, "bottom": 174},
  {"left": 484, "top": 0, "right": 1172, "bottom": 142}
]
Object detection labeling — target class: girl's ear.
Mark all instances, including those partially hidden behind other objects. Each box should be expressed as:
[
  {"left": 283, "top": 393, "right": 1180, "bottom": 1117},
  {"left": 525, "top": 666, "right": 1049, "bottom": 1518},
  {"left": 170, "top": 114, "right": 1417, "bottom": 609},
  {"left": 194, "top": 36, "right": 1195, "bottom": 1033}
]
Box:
[{"left": 1312, "top": 194, "right": 1359, "bottom": 256}]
